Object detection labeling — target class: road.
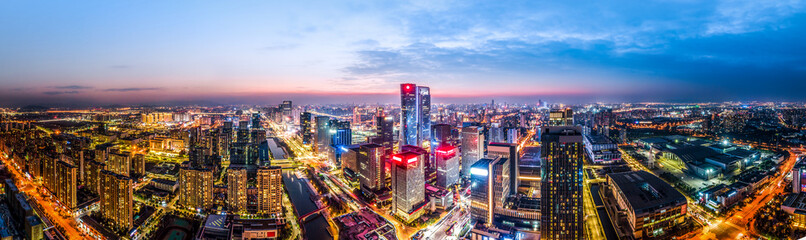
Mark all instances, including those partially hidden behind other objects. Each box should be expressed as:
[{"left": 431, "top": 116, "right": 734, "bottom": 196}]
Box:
[
  {"left": 1, "top": 152, "right": 90, "bottom": 239},
  {"left": 692, "top": 150, "right": 799, "bottom": 239}
]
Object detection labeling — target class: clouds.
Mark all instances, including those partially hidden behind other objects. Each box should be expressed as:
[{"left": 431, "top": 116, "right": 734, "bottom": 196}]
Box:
[
  {"left": 103, "top": 88, "right": 162, "bottom": 92},
  {"left": 1, "top": 0, "right": 805, "bottom": 104}
]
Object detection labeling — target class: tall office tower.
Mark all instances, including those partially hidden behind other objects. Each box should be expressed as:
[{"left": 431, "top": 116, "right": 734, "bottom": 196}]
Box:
[
  {"left": 435, "top": 145, "right": 459, "bottom": 189},
  {"left": 329, "top": 121, "right": 352, "bottom": 166},
  {"left": 357, "top": 143, "right": 386, "bottom": 192},
  {"left": 461, "top": 126, "right": 485, "bottom": 178},
  {"left": 375, "top": 109, "right": 394, "bottom": 147},
  {"left": 237, "top": 120, "right": 251, "bottom": 143},
  {"left": 488, "top": 142, "right": 519, "bottom": 195},
  {"left": 227, "top": 167, "right": 248, "bottom": 212},
  {"left": 540, "top": 126, "right": 584, "bottom": 240},
  {"left": 281, "top": 100, "right": 293, "bottom": 122},
  {"left": 251, "top": 113, "right": 261, "bottom": 128},
  {"left": 315, "top": 116, "right": 331, "bottom": 153},
  {"left": 107, "top": 152, "right": 131, "bottom": 177},
  {"left": 257, "top": 166, "right": 283, "bottom": 217},
  {"left": 341, "top": 145, "right": 360, "bottom": 180},
  {"left": 469, "top": 157, "right": 510, "bottom": 226},
  {"left": 178, "top": 167, "right": 214, "bottom": 210},
  {"left": 400, "top": 83, "right": 431, "bottom": 147},
  {"left": 300, "top": 112, "right": 313, "bottom": 144},
  {"left": 390, "top": 146, "right": 427, "bottom": 223},
  {"left": 55, "top": 161, "right": 78, "bottom": 209},
  {"left": 430, "top": 124, "right": 452, "bottom": 168},
  {"left": 251, "top": 128, "right": 267, "bottom": 144},
  {"left": 418, "top": 86, "right": 432, "bottom": 146},
  {"left": 99, "top": 170, "right": 133, "bottom": 230},
  {"left": 549, "top": 108, "right": 574, "bottom": 126}
]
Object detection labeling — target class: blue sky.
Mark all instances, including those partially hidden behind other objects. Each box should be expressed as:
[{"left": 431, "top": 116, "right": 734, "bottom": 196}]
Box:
[{"left": 1, "top": 0, "right": 805, "bottom": 106}]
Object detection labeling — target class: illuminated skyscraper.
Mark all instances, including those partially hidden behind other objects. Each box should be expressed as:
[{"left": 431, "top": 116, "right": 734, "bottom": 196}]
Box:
[
  {"left": 227, "top": 167, "right": 248, "bottom": 212},
  {"left": 315, "top": 116, "right": 331, "bottom": 153},
  {"left": 99, "top": 170, "right": 133, "bottom": 230},
  {"left": 435, "top": 145, "right": 459, "bottom": 189},
  {"left": 300, "top": 112, "right": 313, "bottom": 144},
  {"left": 400, "top": 83, "right": 431, "bottom": 147},
  {"left": 549, "top": 108, "right": 574, "bottom": 126},
  {"left": 357, "top": 143, "right": 386, "bottom": 192},
  {"left": 257, "top": 166, "right": 283, "bottom": 217},
  {"left": 461, "top": 126, "right": 485, "bottom": 178},
  {"left": 178, "top": 167, "right": 214, "bottom": 211},
  {"left": 488, "top": 142, "right": 519, "bottom": 195},
  {"left": 469, "top": 157, "right": 510, "bottom": 226},
  {"left": 329, "top": 120, "right": 352, "bottom": 166},
  {"left": 375, "top": 108, "right": 394, "bottom": 148},
  {"left": 391, "top": 146, "right": 427, "bottom": 223},
  {"left": 430, "top": 124, "right": 452, "bottom": 170},
  {"left": 107, "top": 152, "right": 131, "bottom": 177},
  {"left": 540, "top": 126, "right": 584, "bottom": 240},
  {"left": 281, "top": 100, "right": 293, "bottom": 122}
]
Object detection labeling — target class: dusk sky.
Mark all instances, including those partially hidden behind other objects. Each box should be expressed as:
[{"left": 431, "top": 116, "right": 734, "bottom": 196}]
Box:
[{"left": 2, "top": 0, "right": 806, "bottom": 106}]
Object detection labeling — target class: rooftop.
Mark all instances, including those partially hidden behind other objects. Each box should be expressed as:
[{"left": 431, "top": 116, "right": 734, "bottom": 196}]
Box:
[
  {"left": 585, "top": 134, "right": 616, "bottom": 145},
  {"left": 667, "top": 146, "right": 720, "bottom": 163},
  {"left": 607, "top": 170, "right": 686, "bottom": 214}
]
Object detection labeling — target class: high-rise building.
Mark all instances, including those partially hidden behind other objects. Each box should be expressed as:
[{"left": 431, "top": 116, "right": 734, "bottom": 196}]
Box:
[
  {"left": 461, "top": 126, "right": 485, "bottom": 178},
  {"left": 178, "top": 167, "right": 214, "bottom": 211},
  {"left": 329, "top": 120, "right": 352, "bottom": 166},
  {"left": 227, "top": 167, "right": 248, "bottom": 212},
  {"left": 132, "top": 153, "right": 146, "bottom": 177},
  {"left": 281, "top": 100, "right": 293, "bottom": 122},
  {"left": 99, "top": 170, "right": 133, "bottom": 230},
  {"left": 375, "top": 109, "right": 394, "bottom": 148},
  {"left": 549, "top": 108, "right": 574, "bottom": 126},
  {"left": 300, "top": 112, "right": 313, "bottom": 144},
  {"left": 357, "top": 143, "right": 386, "bottom": 192},
  {"left": 237, "top": 120, "right": 251, "bottom": 143},
  {"left": 85, "top": 160, "right": 106, "bottom": 195},
  {"left": 400, "top": 83, "right": 431, "bottom": 147},
  {"left": 315, "top": 116, "right": 331, "bottom": 153},
  {"left": 390, "top": 146, "right": 427, "bottom": 223},
  {"left": 430, "top": 124, "right": 452, "bottom": 169},
  {"left": 792, "top": 160, "right": 806, "bottom": 193},
  {"left": 435, "top": 145, "right": 459, "bottom": 189},
  {"left": 540, "top": 126, "right": 584, "bottom": 240},
  {"left": 55, "top": 161, "right": 78, "bottom": 209},
  {"left": 469, "top": 157, "right": 510, "bottom": 226},
  {"left": 257, "top": 166, "right": 283, "bottom": 217},
  {"left": 251, "top": 113, "right": 262, "bottom": 128},
  {"left": 488, "top": 142, "right": 519, "bottom": 195},
  {"left": 418, "top": 86, "right": 431, "bottom": 146},
  {"left": 107, "top": 152, "right": 131, "bottom": 177}
]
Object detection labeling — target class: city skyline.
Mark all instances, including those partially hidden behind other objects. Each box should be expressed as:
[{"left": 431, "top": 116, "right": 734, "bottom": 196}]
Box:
[{"left": 3, "top": 1, "right": 806, "bottom": 106}]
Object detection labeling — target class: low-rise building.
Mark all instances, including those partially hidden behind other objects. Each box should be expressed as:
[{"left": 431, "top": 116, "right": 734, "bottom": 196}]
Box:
[
  {"left": 606, "top": 171, "right": 687, "bottom": 239},
  {"left": 583, "top": 134, "right": 622, "bottom": 164}
]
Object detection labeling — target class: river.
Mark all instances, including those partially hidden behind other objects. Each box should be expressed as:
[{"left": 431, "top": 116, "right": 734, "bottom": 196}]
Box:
[{"left": 282, "top": 171, "right": 333, "bottom": 240}]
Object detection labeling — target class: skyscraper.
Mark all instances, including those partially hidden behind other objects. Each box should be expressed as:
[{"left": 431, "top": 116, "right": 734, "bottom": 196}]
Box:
[
  {"left": 461, "top": 126, "right": 485, "bottom": 178},
  {"left": 540, "top": 126, "right": 584, "bottom": 240},
  {"left": 418, "top": 86, "right": 431, "bottom": 146},
  {"left": 257, "top": 166, "right": 283, "bottom": 217},
  {"left": 99, "top": 170, "right": 133, "bottom": 230},
  {"left": 227, "top": 167, "right": 248, "bottom": 212},
  {"left": 435, "top": 145, "right": 459, "bottom": 189},
  {"left": 400, "top": 83, "right": 419, "bottom": 147},
  {"left": 315, "top": 116, "right": 331, "bottom": 153},
  {"left": 300, "top": 112, "right": 313, "bottom": 144},
  {"left": 469, "top": 157, "right": 510, "bottom": 226},
  {"left": 55, "top": 161, "right": 78, "bottom": 209},
  {"left": 281, "top": 100, "right": 293, "bottom": 122},
  {"left": 549, "top": 108, "right": 574, "bottom": 126},
  {"left": 488, "top": 142, "right": 519, "bottom": 195},
  {"left": 430, "top": 123, "right": 452, "bottom": 170},
  {"left": 358, "top": 143, "right": 386, "bottom": 192},
  {"left": 391, "top": 146, "right": 427, "bottom": 223},
  {"left": 329, "top": 120, "right": 352, "bottom": 167},
  {"left": 375, "top": 109, "right": 394, "bottom": 148}
]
